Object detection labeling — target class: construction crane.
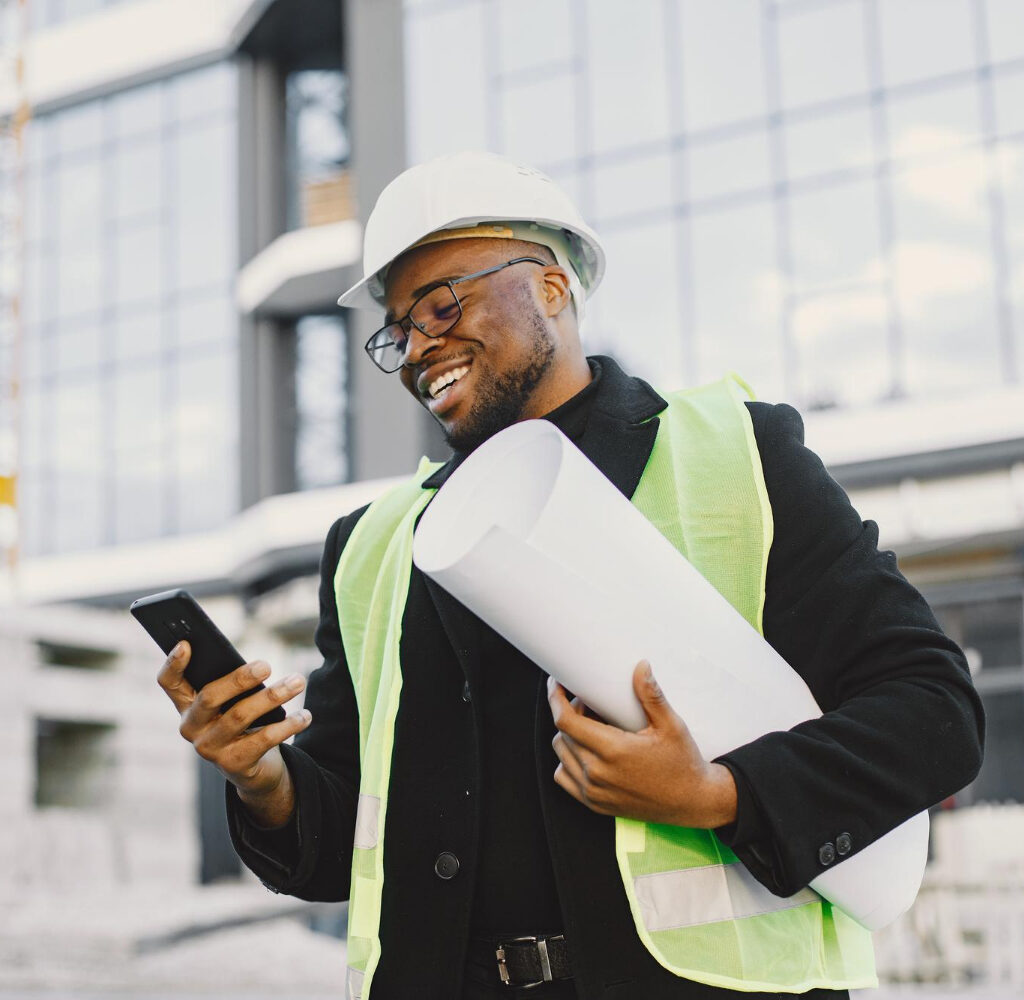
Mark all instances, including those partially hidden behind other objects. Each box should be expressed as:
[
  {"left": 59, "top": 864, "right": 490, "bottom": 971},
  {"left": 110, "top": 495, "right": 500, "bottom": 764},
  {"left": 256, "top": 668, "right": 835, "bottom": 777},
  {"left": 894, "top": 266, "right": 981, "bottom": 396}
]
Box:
[{"left": 0, "top": 0, "right": 27, "bottom": 596}]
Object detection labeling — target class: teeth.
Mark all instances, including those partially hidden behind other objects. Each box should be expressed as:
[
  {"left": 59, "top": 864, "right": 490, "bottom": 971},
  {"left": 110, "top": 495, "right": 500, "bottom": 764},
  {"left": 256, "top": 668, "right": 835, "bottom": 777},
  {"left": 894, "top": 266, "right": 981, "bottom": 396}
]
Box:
[{"left": 428, "top": 365, "right": 469, "bottom": 399}]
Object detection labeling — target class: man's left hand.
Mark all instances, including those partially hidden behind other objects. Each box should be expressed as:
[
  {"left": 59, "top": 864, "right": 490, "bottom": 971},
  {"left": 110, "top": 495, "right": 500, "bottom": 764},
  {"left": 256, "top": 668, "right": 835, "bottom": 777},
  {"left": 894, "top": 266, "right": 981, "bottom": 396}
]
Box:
[{"left": 547, "top": 661, "right": 738, "bottom": 829}]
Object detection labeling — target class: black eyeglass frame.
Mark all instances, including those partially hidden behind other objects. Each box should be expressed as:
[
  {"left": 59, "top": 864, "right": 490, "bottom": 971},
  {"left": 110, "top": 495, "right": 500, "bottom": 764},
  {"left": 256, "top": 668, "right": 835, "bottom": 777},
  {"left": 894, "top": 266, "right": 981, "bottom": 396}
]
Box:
[{"left": 364, "top": 256, "right": 549, "bottom": 373}]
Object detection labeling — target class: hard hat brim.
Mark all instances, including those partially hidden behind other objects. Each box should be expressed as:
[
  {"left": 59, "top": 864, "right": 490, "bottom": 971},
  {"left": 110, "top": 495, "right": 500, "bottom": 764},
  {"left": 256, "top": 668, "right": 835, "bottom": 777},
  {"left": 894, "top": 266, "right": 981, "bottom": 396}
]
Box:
[{"left": 337, "top": 215, "right": 605, "bottom": 313}]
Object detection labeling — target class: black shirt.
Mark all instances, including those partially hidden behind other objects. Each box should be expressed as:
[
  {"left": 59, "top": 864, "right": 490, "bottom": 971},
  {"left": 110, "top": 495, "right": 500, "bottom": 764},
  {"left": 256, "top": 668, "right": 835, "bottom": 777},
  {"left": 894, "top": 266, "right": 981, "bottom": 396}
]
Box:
[{"left": 466, "top": 362, "right": 602, "bottom": 936}]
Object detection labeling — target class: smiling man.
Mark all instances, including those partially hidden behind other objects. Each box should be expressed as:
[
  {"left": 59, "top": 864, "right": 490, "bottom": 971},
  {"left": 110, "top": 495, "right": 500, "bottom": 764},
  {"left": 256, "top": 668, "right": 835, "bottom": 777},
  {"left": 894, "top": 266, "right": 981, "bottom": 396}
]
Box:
[{"left": 159, "top": 151, "right": 983, "bottom": 999}]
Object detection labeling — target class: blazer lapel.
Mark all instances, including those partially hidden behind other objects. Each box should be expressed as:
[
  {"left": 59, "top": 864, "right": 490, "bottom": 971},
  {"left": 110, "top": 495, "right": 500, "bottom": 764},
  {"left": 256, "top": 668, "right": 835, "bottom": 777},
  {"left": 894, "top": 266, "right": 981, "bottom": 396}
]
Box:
[{"left": 577, "top": 406, "right": 660, "bottom": 500}]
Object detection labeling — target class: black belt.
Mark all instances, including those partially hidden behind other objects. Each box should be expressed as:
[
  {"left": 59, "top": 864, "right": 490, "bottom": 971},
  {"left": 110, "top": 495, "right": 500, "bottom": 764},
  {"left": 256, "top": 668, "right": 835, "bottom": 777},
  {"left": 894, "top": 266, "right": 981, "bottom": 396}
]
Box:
[{"left": 493, "top": 934, "right": 572, "bottom": 987}]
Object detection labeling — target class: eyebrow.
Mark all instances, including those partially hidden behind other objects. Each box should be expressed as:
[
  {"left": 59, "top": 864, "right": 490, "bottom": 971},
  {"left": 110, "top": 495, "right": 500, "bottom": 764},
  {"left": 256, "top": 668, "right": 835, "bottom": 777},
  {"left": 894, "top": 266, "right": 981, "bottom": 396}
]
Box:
[{"left": 384, "top": 275, "right": 462, "bottom": 325}]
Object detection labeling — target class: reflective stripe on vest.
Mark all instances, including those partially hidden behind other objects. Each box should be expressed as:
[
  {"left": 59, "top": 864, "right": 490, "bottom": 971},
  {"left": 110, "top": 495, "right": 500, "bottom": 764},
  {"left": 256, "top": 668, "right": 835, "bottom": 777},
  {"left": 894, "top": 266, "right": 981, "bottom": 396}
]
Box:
[{"left": 334, "top": 378, "right": 877, "bottom": 996}]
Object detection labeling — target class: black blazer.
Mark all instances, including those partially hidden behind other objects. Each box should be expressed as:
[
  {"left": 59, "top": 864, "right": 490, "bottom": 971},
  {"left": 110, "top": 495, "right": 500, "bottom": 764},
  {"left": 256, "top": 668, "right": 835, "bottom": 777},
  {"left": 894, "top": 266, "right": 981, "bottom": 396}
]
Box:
[{"left": 228, "top": 357, "right": 983, "bottom": 999}]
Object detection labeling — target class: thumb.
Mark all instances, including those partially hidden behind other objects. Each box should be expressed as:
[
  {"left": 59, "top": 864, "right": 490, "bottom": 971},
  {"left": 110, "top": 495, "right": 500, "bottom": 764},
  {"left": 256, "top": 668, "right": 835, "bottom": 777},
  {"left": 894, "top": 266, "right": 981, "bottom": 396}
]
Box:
[{"left": 633, "top": 660, "right": 674, "bottom": 727}]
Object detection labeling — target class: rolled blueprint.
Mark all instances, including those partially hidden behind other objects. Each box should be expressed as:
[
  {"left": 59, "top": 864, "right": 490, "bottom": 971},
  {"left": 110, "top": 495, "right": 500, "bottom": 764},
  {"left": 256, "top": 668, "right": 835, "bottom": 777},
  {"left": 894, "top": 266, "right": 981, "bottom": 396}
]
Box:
[{"left": 412, "top": 419, "right": 929, "bottom": 931}]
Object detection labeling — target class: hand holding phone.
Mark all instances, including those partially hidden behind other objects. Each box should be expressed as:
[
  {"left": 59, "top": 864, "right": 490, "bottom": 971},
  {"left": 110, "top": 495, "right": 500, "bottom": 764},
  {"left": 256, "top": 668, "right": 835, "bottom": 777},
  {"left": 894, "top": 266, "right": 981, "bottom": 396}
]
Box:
[
  {"left": 132, "top": 588, "right": 286, "bottom": 728},
  {"left": 136, "top": 589, "right": 313, "bottom": 824}
]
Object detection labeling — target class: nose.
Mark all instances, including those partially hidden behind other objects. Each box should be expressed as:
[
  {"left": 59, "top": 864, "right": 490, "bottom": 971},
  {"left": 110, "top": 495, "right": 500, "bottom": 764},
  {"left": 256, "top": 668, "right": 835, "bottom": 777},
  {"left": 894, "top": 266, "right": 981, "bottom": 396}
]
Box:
[{"left": 402, "top": 324, "right": 447, "bottom": 370}]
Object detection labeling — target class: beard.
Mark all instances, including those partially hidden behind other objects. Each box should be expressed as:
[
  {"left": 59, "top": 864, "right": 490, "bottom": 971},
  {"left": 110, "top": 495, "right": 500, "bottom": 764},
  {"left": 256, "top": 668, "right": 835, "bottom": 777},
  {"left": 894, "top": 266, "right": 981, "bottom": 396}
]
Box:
[{"left": 443, "top": 305, "right": 556, "bottom": 454}]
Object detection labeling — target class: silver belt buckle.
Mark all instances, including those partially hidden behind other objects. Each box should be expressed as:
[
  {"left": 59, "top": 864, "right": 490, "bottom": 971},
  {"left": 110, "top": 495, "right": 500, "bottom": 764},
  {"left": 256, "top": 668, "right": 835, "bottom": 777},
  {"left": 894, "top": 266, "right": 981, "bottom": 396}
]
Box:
[{"left": 495, "top": 935, "right": 552, "bottom": 988}]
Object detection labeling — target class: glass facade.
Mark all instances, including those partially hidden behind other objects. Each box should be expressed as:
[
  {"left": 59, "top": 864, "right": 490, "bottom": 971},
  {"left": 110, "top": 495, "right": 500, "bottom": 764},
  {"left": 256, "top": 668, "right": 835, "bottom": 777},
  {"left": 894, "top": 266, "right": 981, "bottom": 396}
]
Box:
[
  {"left": 294, "top": 315, "right": 349, "bottom": 491},
  {"left": 404, "top": 0, "right": 1024, "bottom": 408},
  {"left": 20, "top": 62, "right": 239, "bottom": 556},
  {"left": 285, "top": 70, "right": 353, "bottom": 230}
]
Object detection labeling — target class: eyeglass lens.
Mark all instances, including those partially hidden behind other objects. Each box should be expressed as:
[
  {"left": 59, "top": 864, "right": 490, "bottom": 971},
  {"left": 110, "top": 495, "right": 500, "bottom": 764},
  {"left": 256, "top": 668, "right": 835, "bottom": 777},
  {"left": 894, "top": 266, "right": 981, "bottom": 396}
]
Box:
[{"left": 368, "top": 284, "right": 461, "bottom": 371}]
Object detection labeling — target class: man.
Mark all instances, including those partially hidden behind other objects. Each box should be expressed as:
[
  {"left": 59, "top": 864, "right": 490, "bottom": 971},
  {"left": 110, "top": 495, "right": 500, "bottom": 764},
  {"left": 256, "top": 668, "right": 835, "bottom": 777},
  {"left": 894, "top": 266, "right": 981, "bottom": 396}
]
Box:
[{"left": 158, "top": 151, "right": 984, "bottom": 999}]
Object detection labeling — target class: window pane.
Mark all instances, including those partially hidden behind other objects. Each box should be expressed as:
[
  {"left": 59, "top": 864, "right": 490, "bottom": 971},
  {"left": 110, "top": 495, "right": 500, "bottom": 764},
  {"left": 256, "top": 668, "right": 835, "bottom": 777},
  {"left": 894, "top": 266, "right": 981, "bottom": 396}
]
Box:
[
  {"left": 285, "top": 70, "right": 351, "bottom": 229},
  {"left": 992, "top": 68, "right": 1024, "bottom": 139},
  {"left": 995, "top": 142, "right": 1024, "bottom": 371},
  {"left": 18, "top": 469, "right": 50, "bottom": 557},
  {"left": 173, "top": 120, "right": 235, "bottom": 291},
  {"left": 171, "top": 62, "right": 237, "bottom": 123},
  {"left": 886, "top": 81, "right": 983, "bottom": 164},
  {"left": 404, "top": 5, "right": 488, "bottom": 163},
  {"left": 20, "top": 380, "right": 49, "bottom": 470},
  {"left": 295, "top": 316, "right": 348, "bottom": 490},
  {"left": 23, "top": 246, "right": 52, "bottom": 327},
  {"left": 784, "top": 102, "right": 874, "bottom": 183},
  {"left": 589, "top": 220, "right": 684, "bottom": 387},
  {"left": 689, "top": 200, "right": 784, "bottom": 397},
  {"left": 55, "top": 102, "right": 105, "bottom": 157},
  {"left": 789, "top": 177, "right": 881, "bottom": 290},
  {"left": 114, "top": 223, "right": 163, "bottom": 307},
  {"left": 592, "top": 152, "right": 673, "bottom": 224},
  {"left": 57, "top": 252, "right": 103, "bottom": 319},
  {"left": 52, "top": 377, "right": 103, "bottom": 551},
  {"left": 112, "top": 139, "right": 162, "bottom": 222},
  {"left": 55, "top": 316, "right": 102, "bottom": 376},
  {"left": 793, "top": 288, "right": 892, "bottom": 408},
  {"left": 56, "top": 156, "right": 102, "bottom": 256},
  {"left": 24, "top": 116, "right": 52, "bottom": 167},
  {"left": 687, "top": 126, "right": 771, "bottom": 203},
  {"left": 986, "top": 0, "right": 1024, "bottom": 65},
  {"left": 587, "top": 0, "right": 671, "bottom": 154},
  {"left": 498, "top": 0, "right": 573, "bottom": 75},
  {"left": 174, "top": 293, "right": 236, "bottom": 349},
  {"left": 891, "top": 150, "right": 1002, "bottom": 395},
  {"left": 113, "top": 364, "right": 164, "bottom": 542},
  {"left": 678, "top": 0, "right": 766, "bottom": 132},
  {"left": 114, "top": 363, "right": 161, "bottom": 453},
  {"left": 501, "top": 72, "right": 577, "bottom": 168},
  {"left": 108, "top": 81, "right": 163, "bottom": 141},
  {"left": 113, "top": 308, "right": 162, "bottom": 363},
  {"left": 24, "top": 164, "right": 48, "bottom": 246},
  {"left": 172, "top": 348, "right": 238, "bottom": 532},
  {"left": 777, "top": 2, "right": 869, "bottom": 110},
  {"left": 878, "top": 0, "right": 976, "bottom": 89}
]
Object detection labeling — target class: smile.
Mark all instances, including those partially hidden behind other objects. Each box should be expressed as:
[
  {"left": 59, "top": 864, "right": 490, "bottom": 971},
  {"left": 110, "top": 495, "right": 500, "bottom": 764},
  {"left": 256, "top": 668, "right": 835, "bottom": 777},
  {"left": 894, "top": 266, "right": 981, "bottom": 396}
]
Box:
[{"left": 428, "top": 365, "right": 470, "bottom": 400}]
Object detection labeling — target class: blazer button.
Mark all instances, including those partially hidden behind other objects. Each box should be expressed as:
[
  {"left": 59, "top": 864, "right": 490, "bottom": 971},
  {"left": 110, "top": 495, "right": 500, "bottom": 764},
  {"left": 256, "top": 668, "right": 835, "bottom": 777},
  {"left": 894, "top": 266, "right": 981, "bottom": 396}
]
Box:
[
  {"left": 818, "top": 842, "right": 836, "bottom": 866},
  {"left": 462, "top": 680, "right": 471, "bottom": 703},
  {"left": 434, "top": 851, "right": 460, "bottom": 880},
  {"left": 836, "top": 832, "right": 853, "bottom": 856}
]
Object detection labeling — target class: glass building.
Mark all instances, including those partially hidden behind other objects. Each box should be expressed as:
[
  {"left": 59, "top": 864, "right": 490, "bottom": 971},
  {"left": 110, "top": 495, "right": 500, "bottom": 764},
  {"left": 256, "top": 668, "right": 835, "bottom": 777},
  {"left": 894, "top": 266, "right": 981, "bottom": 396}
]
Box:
[
  {"left": 402, "top": 0, "right": 1024, "bottom": 805},
  {"left": 3, "top": 0, "right": 1024, "bottom": 909},
  {"left": 405, "top": 0, "right": 1024, "bottom": 407}
]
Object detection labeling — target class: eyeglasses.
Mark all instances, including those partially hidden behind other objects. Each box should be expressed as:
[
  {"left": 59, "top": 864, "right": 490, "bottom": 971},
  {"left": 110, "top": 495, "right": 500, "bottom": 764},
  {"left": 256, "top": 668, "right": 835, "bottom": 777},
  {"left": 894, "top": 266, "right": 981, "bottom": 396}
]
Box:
[{"left": 364, "top": 256, "right": 548, "bottom": 373}]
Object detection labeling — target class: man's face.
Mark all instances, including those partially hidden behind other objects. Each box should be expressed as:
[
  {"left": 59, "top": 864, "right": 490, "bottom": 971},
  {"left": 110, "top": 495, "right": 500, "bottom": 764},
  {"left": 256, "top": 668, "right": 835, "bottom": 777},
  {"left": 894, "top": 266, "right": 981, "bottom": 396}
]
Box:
[{"left": 386, "top": 238, "right": 564, "bottom": 453}]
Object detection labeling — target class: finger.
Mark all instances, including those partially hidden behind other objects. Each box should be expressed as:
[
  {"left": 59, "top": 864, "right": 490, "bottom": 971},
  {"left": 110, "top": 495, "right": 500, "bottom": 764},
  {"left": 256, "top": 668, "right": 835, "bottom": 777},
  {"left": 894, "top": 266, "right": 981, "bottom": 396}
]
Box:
[
  {"left": 241, "top": 708, "right": 313, "bottom": 759},
  {"left": 547, "top": 677, "right": 620, "bottom": 754},
  {"left": 551, "top": 731, "right": 589, "bottom": 787},
  {"left": 197, "top": 708, "right": 313, "bottom": 774},
  {"left": 633, "top": 660, "right": 677, "bottom": 729},
  {"left": 157, "top": 641, "right": 195, "bottom": 712},
  {"left": 553, "top": 761, "right": 612, "bottom": 815},
  {"left": 187, "top": 660, "right": 274, "bottom": 730},
  {"left": 220, "top": 672, "right": 308, "bottom": 735}
]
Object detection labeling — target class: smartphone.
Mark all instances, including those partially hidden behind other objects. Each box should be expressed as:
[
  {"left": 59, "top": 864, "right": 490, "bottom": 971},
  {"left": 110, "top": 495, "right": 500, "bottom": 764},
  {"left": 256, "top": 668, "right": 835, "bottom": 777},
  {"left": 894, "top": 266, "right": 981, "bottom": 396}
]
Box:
[{"left": 130, "top": 588, "right": 287, "bottom": 728}]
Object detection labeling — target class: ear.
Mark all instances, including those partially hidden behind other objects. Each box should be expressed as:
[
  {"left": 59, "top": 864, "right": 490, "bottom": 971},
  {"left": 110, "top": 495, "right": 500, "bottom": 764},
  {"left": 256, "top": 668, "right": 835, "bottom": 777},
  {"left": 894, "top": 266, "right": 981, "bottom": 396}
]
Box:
[{"left": 539, "top": 265, "right": 573, "bottom": 319}]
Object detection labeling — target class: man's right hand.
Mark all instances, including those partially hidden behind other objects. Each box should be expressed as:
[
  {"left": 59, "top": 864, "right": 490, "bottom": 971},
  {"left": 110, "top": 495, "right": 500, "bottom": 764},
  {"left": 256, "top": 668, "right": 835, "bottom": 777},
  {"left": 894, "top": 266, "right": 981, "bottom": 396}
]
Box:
[{"left": 157, "top": 640, "right": 312, "bottom": 827}]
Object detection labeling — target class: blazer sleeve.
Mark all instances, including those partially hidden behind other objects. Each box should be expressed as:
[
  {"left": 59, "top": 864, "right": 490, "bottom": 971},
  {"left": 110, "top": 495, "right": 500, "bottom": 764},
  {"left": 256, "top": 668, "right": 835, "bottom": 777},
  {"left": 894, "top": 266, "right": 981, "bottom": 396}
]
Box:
[
  {"left": 225, "top": 505, "right": 369, "bottom": 901},
  {"left": 714, "top": 401, "right": 985, "bottom": 896}
]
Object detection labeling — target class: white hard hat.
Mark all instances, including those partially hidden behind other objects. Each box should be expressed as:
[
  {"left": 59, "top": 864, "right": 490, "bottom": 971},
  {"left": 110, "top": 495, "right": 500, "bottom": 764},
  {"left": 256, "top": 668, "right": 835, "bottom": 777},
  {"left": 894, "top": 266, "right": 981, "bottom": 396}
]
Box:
[{"left": 336, "top": 150, "right": 606, "bottom": 321}]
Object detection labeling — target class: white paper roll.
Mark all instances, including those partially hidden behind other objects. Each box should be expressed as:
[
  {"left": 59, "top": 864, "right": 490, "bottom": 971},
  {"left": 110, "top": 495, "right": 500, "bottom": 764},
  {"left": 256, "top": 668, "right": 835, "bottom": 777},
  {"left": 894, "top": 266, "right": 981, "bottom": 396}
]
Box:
[{"left": 413, "top": 419, "right": 928, "bottom": 930}]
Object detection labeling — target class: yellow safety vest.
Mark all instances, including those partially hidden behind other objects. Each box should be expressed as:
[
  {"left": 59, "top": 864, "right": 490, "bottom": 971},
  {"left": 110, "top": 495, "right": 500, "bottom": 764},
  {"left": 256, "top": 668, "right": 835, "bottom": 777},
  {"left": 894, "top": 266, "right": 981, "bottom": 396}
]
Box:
[{"left": 335, "top": 375, "right": 877, "bottom": 998}]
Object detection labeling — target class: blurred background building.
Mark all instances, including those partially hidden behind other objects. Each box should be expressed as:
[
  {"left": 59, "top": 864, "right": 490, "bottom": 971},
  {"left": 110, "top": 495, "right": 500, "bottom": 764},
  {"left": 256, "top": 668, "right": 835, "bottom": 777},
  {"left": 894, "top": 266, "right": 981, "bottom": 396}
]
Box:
[{"left": 1, "top": 0, "right": 1023, "bottom": 992}]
